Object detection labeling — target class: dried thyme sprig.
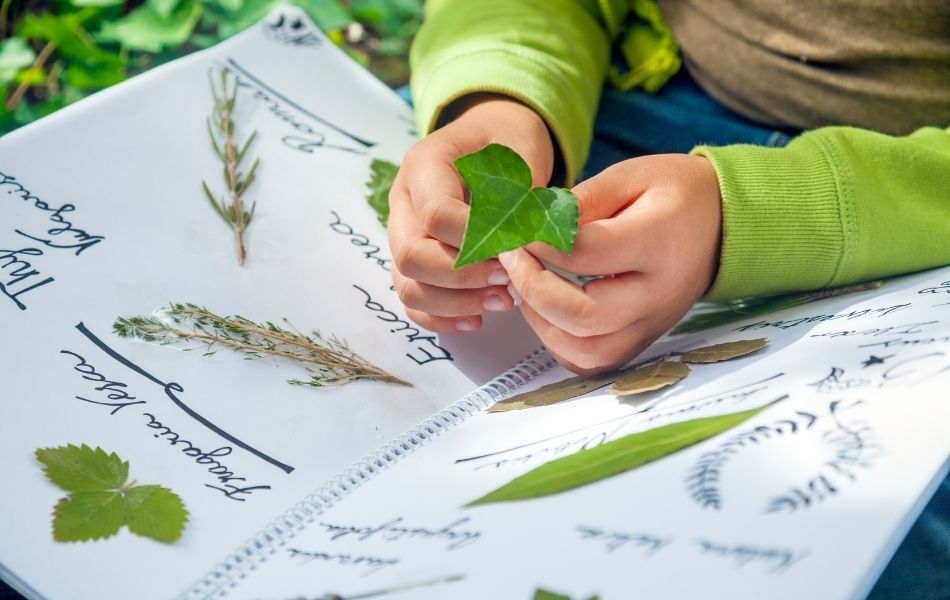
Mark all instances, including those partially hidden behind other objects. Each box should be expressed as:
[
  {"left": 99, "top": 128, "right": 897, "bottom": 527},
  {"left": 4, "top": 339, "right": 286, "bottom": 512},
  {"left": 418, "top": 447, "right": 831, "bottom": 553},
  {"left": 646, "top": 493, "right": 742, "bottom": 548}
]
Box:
[
  {"left": 113, "top": 303, "right": 410, "bottom": 388},
  {"left": 203, "top": 66, "right": 259, "bottom": 266}
]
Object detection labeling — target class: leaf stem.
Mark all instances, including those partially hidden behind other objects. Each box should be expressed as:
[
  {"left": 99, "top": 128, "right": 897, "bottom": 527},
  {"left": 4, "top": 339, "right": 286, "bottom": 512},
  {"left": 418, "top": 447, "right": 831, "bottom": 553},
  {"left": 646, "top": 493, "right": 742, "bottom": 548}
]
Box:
[{"left": 5, "top": 41, "right": 56, "bottom": 111}]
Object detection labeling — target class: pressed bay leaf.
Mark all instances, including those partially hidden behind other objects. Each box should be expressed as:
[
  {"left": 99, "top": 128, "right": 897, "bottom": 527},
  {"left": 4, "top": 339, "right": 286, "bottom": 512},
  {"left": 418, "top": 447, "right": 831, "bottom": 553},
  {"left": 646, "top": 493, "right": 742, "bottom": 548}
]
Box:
[
  {"left": 611, "top": 360, "right": 690, "bottom": 396},
  {"left": 365, "top": 158, "right": 399, "bottom": 226},
  {"left": 123, "top": 485, "right": 189, "bottom": 542},
  {"left": 36, "top": 444, "right": 129, "bottom": 492},
  {"left": 53, "top": 491, "right": 125, "bottom": 542},
  {"left": 453, "top": 143, "right": 578, "bottom": 268},
  {"left": 679, "top": 338, "right": 768, "bottom": 364},
  {"left": 467, "top": 403, "right": 772, "bottom": 506},
  {"left": 488, "top": 371, "right": 618, "bottom": 413}
]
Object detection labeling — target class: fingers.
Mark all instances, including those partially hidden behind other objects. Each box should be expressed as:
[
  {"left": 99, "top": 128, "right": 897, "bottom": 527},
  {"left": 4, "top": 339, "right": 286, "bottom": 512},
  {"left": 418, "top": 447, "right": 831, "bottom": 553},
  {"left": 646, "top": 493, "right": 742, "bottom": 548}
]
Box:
[
  {"left": 404, "top": 308, "right": 483, "bottom": 334},
  {"left": 389, "top": 204, "right": 508, "bottom": 288},
  {"left": 572, "top": 159, "right": 649, "bottom": 225},
  {"left": 499, "top": 248, "right": 650, "bottom": 337},
  {"left": 393, "top": 268, "right": 513, "bottom": 318},
  {"left": 519, "top": 302, "right": 656, "bottom": 376}
]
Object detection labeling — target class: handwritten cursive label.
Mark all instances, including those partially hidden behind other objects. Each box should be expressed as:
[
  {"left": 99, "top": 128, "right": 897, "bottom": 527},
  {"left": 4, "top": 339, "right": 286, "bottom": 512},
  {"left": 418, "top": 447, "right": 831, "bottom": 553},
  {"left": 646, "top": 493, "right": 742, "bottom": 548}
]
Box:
[
  {"left": 318, "top": 516, "right": 481, "bottom": 551},
  {"left": 352, "top": 284, "right": 453, "bottom": 365}
]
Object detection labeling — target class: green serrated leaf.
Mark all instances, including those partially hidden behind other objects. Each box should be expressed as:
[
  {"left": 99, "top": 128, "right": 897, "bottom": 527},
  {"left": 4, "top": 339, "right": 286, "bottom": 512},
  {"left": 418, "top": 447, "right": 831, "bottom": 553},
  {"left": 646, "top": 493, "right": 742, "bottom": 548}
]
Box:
[
  {"left": 0, "top": 38, "right": 37, "bottom": 85},
  {"left": 365, "top": 158, "right": 398, "bottom": 226},
  {"left": 36, "top": 444, "right": 129, "bottom": 492},
  {"left": 453, "top": 144, "right": 578, "bottom": 269},
  {"left": 467, "top": 404, "right": 773, "bottom": 506},
  {"left": 97, "top": 0, "right": 202, "bottom": 53},
  {"left": 611, "top": 360, "right": 690, "bottom": 396},
  {"left": 123, "top": 485, "right": 188, "bottom": 542},
  {"left": 679, "top": 339, "right": 768, "bottom": 364},
  {"left": 52, "top": 491, "right": 125, "bottom": 542}
]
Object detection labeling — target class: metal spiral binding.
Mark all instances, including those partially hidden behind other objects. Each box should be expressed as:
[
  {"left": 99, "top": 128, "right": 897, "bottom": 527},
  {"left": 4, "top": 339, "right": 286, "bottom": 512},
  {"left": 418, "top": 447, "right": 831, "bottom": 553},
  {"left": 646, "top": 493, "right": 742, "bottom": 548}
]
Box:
[{"left": 178, "top": 348, "right": 556, "bottom": 599}]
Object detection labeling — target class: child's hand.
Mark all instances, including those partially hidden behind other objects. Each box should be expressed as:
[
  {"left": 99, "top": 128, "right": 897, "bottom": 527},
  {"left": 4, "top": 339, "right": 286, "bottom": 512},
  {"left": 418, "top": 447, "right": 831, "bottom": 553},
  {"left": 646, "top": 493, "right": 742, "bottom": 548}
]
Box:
[
  {"left": 388, "top": 95, "right": 555, "bottom": 332},
  {"left": 501, "top": 154, "right": 723, "bottom": 376}
]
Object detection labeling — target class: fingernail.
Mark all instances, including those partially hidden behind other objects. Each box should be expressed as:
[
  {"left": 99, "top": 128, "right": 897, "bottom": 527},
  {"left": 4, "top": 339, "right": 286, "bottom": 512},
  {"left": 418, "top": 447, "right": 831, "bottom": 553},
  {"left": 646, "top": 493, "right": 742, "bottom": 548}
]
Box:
[
  {"left": 498, "top": 250, "right": 517, "bottom": 270},
  {"left": 487, "top": 269, "right": 510, "bottom": 286},
  {"left": 456, "top": 318, "right": 478, "bottom": 332},
  {"left": 484, "top": 295, "right": 508, "bottom": 312},
  {"left": 507, "top": 284, "right": 522, "bottom": 306}
]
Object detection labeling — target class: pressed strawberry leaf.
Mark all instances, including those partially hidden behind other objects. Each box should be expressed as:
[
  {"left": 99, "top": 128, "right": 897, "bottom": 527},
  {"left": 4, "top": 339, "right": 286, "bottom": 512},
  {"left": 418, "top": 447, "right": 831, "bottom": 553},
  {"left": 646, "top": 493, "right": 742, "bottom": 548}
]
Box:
[
  {"left": 52, "top": 491, "right": 125, "bottom": 542},
  {"left": 453, "top": 144, "right": 578, "bottom": 268},
  {"left": 123, "top": 485, "right": 189, "bottom": 542},
  {"left": 36, "top": 444, "right": 129, "bottom": 492}
]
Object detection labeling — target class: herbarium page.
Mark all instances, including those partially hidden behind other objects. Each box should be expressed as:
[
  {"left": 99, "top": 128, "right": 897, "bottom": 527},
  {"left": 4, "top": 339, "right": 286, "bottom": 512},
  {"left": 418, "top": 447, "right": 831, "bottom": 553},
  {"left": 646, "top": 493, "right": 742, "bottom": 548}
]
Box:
[
  {"left": 226, "top": 267, "right": 950, "bottom": 600},
  {"left": 0, "top": 8, "right": 539, "bottom": 600}
]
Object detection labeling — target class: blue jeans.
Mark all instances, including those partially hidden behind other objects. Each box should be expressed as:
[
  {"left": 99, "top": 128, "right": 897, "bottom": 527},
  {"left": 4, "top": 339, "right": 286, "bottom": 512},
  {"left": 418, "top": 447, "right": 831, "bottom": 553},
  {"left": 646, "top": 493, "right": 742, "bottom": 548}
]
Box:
[
  {"left": 397, "top": 73, "right": 949, "bottom": 599},
  {"left": 588, "top": 71, "right": 950, "bottom": 600}
]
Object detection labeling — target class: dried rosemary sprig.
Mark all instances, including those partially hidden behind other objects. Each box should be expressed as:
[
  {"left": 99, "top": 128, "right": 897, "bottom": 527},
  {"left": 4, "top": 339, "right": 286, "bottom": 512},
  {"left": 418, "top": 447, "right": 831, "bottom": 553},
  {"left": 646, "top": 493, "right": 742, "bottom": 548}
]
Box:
[
  {"left": 113, "top": 303, "right": 410, "bottom": 388},
  {"left": 203, "top": 66, "right": 259, "bottom": 266}
]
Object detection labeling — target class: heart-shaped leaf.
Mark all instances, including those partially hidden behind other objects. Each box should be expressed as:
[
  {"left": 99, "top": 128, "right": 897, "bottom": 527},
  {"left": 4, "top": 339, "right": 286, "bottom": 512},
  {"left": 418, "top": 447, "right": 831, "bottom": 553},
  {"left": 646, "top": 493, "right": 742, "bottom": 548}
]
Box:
[
  {"left": 452, "top": 144, "right": 578, "bottom": 268},
  {"left": 611, "top": 360, "right": 690, "bottom": 396}
]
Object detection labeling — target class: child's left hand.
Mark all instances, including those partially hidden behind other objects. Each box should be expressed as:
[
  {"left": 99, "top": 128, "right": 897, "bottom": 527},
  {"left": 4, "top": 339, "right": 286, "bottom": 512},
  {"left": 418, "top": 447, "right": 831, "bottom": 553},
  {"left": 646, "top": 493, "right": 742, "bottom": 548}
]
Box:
[{"left": 500, "top": 154, "right": 723, "bottom": 376}]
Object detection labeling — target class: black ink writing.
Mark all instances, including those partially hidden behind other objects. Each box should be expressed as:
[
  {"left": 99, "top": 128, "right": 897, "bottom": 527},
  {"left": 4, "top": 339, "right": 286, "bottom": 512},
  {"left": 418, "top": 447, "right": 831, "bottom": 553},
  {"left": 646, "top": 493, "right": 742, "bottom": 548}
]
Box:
[
  {"left": 287, "top": 548, "right": 399, "bottom": 575},
  {"left": 734, "top": 304, "right": 910, "bottom": 332},
  {"left": 60, "top": 350, "right": 145, "bottom": 414},
  {"left": 329, "top": 211, "right": 391, "bottom": 273},
  {"left": 0, "top": 246, "right": 54, "bottom": 310},
  {"left": 696, "top": 539, "right": 809, "bottom": 574},
  {"left": 577, "top": 525, "right": 671, "bottom": 557},
  {"left": 318, "top": 517, "right": 481, "bottom": 551},
  {"left": 352, "top": 284, "right": 453, "bottom": 365}
]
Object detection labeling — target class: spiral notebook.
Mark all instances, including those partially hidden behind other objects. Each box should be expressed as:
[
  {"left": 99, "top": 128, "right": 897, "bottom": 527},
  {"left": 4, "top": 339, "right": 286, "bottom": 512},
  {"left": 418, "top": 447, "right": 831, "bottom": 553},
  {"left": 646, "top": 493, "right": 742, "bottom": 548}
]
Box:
[{"left": 2, "top": 7, "right": 948, "bottom": 600}]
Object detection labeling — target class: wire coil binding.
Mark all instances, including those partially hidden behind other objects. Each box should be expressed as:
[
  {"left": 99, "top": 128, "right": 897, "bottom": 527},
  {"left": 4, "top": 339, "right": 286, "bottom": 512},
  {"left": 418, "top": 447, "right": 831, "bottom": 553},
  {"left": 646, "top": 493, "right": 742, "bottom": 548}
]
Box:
[{"left": 177, "top": 348, "right": 555, "bottom": 599}]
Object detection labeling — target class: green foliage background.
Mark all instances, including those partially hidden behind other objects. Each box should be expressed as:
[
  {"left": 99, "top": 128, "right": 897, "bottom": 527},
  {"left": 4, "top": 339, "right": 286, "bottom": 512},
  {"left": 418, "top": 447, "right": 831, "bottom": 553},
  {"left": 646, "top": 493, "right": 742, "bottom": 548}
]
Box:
[{"left": 0, "top": 0, "right": 422, "bottom": 135}]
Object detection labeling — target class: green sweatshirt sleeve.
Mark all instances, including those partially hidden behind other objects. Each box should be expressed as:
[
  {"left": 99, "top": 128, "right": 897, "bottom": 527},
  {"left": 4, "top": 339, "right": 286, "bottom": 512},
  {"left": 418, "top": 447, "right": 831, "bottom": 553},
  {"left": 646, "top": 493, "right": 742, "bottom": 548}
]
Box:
[
  {"left": 409, "top": 0, "right": 625, "bottom": 184},
  {"left": 694, "top": 126, "right": 950, "bottom": 301}
]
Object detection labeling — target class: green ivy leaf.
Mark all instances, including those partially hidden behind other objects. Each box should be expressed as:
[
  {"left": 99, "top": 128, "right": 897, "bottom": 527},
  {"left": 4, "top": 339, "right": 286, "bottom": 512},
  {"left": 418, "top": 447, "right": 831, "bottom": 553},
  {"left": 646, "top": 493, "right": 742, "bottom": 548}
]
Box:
[
  {"left": 123, "top": 485, "right": 188, "bottom": 542},
  {"left": 37, "top": 445, "right": 188, "bottom": 543},
  {"left": 0, "top": 38, "right": 37, "bottom": 85},
  {"left": 98, "top": 0, "right": 202, "bottom": 53},
  {"left": 365, "top": 158, "right": 398, "bottom": 226},
  {"left": 467, "top": 403, "right": 773, "bottom": 506},
  {"left": 36, "top": 444, "right": 129, "bottom": 492},
  {"left": 64, "top": 61, "right": 126, "bottom": 89},
  {"left": 452, "top": 143, "right": 578, "bottom": 269},
  {"left": 53, "top": 491, "right": 126, "bottom": 542}
]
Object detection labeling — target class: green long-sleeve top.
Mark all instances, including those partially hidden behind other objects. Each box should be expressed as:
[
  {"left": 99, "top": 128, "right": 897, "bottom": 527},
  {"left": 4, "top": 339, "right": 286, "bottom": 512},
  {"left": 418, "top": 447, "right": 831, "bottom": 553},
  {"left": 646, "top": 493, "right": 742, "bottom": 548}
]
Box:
[{"left": 409, "top": 0, "right": 950, "bottom": 301}]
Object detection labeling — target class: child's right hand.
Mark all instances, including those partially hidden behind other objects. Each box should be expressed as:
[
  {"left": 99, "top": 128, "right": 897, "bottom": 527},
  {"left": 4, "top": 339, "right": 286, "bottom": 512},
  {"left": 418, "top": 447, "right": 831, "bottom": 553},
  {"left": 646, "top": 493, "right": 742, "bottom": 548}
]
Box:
[{"left": 388, "top": 95, "right": 556, "bottom": 333}]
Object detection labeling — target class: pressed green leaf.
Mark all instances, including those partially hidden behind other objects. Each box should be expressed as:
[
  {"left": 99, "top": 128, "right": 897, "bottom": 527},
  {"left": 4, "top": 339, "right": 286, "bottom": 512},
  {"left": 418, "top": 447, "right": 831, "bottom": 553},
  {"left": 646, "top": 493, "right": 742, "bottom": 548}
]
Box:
[
  {"left": 611, "top": 360, "right": 690, "bottom": 396},
  {"left": 52, "top": 491, "right": 125, "bottom": 542},
  {"left": 36, "top": 444, "right": 129, "bottom": 492},
  {"left": 488, "top": 371, "right": 618, "bottom": 413},
  {"left": 467, "top": 403, "right": 772, "bottom": 506},
  {"left": 365, "top": 158, "right": 398, "bottom": 226},
  {"left": 0, "top": 38, "right": 37, "bottom": 85},
  {"left": 123, "top": 485, "right": 188, "bottom": 542},
  {"left": 679, "top": 339, "right": 768, "bottom": 364},
  {"left": 452, "top": 143, "right": 578, "bottom": 268},
  {"left": 97, "top": 0, "right": 202, "bottom": 53}
]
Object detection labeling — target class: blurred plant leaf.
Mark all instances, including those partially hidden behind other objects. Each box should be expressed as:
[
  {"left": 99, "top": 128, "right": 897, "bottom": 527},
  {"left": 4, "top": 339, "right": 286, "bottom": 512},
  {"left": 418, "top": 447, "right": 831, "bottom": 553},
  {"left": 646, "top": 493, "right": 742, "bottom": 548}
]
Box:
[
  {"left": 148, "top": 0, "right": 181, "bottom": 18},
  {"left": 98, "top": 0, "right": 202, "bottom": 53},
  {"left": 679, "top": 339, "right": 768, "bottom": 364},
  {"left": 0, "top": 38, "right": 37, "bottom": 85},
  {"left": 66, "top": 0, "right": 124, "bottom": 6},
  {"left": 19, "top": 11, "right": 125, "bottom": 67},
  {"left": 365, "top": 158, "right": 398, "bottom": 226},
  {"left": 65, "top": 61, "right": 125, "bottom": 89}
]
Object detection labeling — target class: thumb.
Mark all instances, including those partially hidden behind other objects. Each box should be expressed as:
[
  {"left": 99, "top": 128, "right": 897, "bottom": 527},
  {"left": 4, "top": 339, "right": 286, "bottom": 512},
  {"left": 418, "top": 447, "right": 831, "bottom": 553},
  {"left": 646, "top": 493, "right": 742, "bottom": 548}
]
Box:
[{"left": 571, "top": 160, "right": 648, "bottom": 225}]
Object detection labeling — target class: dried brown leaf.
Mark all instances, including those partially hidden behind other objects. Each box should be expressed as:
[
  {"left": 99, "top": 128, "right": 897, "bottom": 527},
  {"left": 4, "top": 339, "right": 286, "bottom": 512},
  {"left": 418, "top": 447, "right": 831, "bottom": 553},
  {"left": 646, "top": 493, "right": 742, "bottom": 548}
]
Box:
[
  {"left": 678, "top": 339, "right": 768, "bottom": 364},
  {"left": 611, "top": 360, "right": 690, "bottom": 396},
  {"left": 488, "top": 371, "right": 618, "bottom": 413}
]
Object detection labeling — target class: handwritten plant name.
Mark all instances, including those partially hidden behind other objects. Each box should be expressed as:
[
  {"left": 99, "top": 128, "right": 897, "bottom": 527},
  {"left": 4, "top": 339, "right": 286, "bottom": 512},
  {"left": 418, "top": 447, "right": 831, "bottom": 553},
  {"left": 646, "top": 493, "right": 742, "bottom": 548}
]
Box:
[
  {"left": 318, "top": 516, "right": 481, "bottom": 551},
  {"left": 1, "top": 171, "right": 105, "bottom": 310}
]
